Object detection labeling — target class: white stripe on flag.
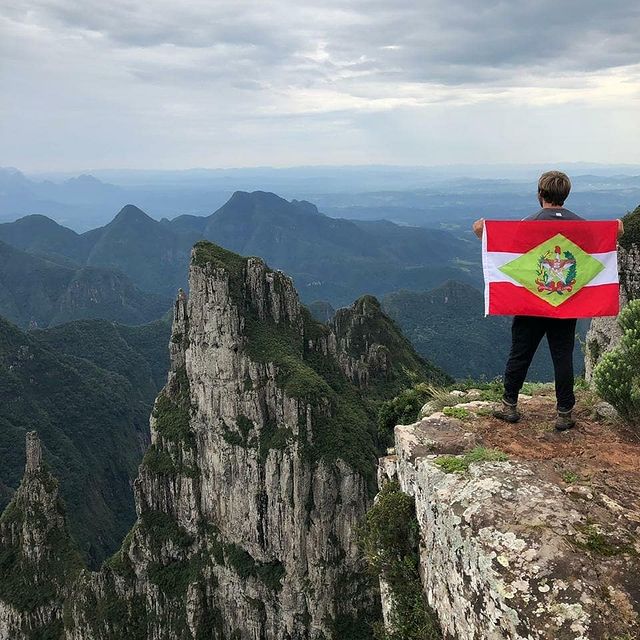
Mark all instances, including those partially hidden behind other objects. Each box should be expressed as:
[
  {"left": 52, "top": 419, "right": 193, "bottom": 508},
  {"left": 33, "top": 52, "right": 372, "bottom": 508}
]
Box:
[
  {"left": 483, "top": 250, "right": 618, "bottom": 286},
  {"left": 481, "top": 227, "right": 489, "bottom": 315}
]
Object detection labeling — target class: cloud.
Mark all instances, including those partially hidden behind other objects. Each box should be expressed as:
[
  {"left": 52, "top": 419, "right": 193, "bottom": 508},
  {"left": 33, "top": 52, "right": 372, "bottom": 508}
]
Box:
[{"left": 1, "top": 0, "right": 639, "bottom": 169}]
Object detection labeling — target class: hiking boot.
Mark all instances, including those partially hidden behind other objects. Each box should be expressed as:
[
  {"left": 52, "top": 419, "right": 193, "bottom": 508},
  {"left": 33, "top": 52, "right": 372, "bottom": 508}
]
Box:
[
  {"left": 555, "top": 410, "right": 576, "bottom": 431},
  {"left": 493, "top": 400, "right": 521, "bottom": 423}
]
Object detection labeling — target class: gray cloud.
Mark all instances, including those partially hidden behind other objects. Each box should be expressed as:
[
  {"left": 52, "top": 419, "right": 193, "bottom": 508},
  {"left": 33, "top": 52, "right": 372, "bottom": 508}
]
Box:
[
  {"left": 9, "top": 0, "right": 640, "bottom": 83},
  {"left": 1, "top": 0, "right": 639, "bottom": 170}
]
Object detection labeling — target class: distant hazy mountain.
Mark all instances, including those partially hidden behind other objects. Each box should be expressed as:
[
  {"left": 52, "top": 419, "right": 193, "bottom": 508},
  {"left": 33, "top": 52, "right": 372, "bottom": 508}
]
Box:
[
  {"left": 4, "top": 165, "right": 640, "bottom": 232},
  {"left": 0, "top": 213, "right": 93, "bottom": 263},
  {"left": 1, "top": 192, "right": 480, "bottom": 307},
  {"left": 0, "top": 166, "right": 234, "bottom": 230},
  {"left": 85, "top": 204, "right": 199, "bottom": 296},
  {"left": 0, "top": 168, "right": 130, "bottom": 231},
  {"left": 0, "top": 314, "right": 169, "bottom": 564},
  {"left": 382, "top": 281, "right": 586, "bottom": 381},
  {"left": 0, "top": 240, "right": 170, "bottom": 328}
]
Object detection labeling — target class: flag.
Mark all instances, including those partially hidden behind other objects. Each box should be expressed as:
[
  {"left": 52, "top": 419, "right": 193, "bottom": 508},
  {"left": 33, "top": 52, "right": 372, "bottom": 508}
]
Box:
[{"left": 482, "top": 220, "right": 619, "bottom": 318}]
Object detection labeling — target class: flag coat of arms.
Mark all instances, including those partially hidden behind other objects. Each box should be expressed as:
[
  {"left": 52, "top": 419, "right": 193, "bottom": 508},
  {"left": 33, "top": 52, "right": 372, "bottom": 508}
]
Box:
[{"left": 482, "top": 220, "right": 619, "bottom": 318}]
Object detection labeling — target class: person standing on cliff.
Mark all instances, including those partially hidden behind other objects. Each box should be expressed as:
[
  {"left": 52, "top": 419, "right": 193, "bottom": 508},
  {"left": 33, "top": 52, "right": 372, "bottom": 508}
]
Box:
[{"left": 472, "top": 171, "right": 624, "bottom": 431}]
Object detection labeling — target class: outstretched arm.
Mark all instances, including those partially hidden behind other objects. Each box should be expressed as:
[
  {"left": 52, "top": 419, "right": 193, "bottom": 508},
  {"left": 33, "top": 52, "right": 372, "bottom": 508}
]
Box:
[{"left": 472, "top": 218, "right": 485, "bottom": 239}]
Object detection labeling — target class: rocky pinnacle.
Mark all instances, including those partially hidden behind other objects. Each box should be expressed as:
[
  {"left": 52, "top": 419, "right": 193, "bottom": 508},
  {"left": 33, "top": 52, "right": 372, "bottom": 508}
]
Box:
[{"left": 24, "top": 431, "right": 42, "bottom": 474}]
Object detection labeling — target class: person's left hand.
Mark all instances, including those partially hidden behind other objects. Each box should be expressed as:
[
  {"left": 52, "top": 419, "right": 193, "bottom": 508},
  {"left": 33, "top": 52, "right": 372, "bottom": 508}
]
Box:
[{"left": 472, "top": 218, "right": 485, "bottom": 239}]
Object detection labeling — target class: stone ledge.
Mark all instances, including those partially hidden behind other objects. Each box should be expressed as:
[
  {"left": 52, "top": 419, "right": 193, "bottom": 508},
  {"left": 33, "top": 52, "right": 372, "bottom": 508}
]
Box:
[{"left": 378, "top": 415, "right": 640, "bottom": 639}]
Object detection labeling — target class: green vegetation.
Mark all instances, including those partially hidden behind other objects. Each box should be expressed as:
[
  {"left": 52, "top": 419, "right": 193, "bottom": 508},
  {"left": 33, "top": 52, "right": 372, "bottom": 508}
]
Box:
[
  {"left": 442, "top": 406, "right": 470, "bottom": 420},
  {"left": 0, "top": 472, "right": 83, "bottom": 613},
  {"left": 148, "top": 555, "right": 204, "bottom": 599},
  {"left": 139, "top": 510, "right": 194, "bottom": 550},
  {"left": 358, "top": 481, "right": 442, "bottom": 640},
  {"left": 152, "top": 367, "right": 194, "bottom": 446},
  {"left": 308, "top": 300, "right": 336, "bottom": 323},
  {"left": 520, "top": 381, "right": 555, "bottom": 396},
  {"left": 66, "top": 576, "right": 149, "bottom": 640},
  {"left": 245, "top": 313, "right": 333, "bottom": 406},
  {"left": 0, "top": 317, "right": 155, "bottom": 566},
  {"left": 593, "top": 300, "right": 640, "bottom": 427},
  {"left": 377, "top": 381, "right": 485, "bottom": 448},
  {"left": 231, "top": 290, "right": 384, "bottom": 481},
  {"left": 572, "top": 524, "right": 637, "bottom": 557},
  {"left": 561, "top": 471, "right": 579, "bottom": 484},
  {"left": 103, "top": 526, "right": 136, "bottom": 577},
  {"left": 377, "top": 384, "right": 433, "bottom": 446},
  {"left": 618, "top": 204, "right": 640, "bottom": 251},
  {"left": 142, "top": 446, "right": 178, "bottom": 475},
  {"left": 37, "top": 316, "right": 171, "bottom": 394},
  {"left": 382, "top": 281, "right": 581, "bottom": 381},
  {"left": 0, "top": 239, "right": 171, "bottom": 329},
  {"left": 258, "top": 420, "right": 293, "bottom": 459},
  {"left": 329, "top": 614, "right": 376, "bottom": 640},
  {"left": 1, "top": 191, "right": 483, "bottom": 308},
  {"left": 434, "top": 447, "right": 508, "bottom": 474},
  {"left": 224, "top": 543, "right": 285, "bottom": 591},
  {"left": 335, "top": 296, "right": 450, "bottom": 397},
  {"left": 192, "top": 241, "right": 249, "bottom": 308},
  {"left": 197, "top": 190, "right": 477, "bottom": 309},
  {"left": 142, "top": 445, "right": 197, "bottom": 478}
]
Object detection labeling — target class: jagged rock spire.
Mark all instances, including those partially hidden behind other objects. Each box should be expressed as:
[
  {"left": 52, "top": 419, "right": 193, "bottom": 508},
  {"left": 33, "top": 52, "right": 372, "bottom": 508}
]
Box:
[
  {"left": 24, "top": 431, "right": 42, "bottom": 475},
  {"left": 169, "top": 288, "right": 189, "bottom": 371},
  {"left": 0, "top": 431, "right": 83, "bottom": 639}
]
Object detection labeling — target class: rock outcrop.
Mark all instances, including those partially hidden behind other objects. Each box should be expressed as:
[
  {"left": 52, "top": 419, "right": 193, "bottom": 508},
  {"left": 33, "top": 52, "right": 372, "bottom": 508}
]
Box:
[
  {"left": 1, "top": 240, "right": 442, "bottom": 639},
  {"left": 331, "top": 295, "right": 450, "bottom": 390},
  {"left": 377, "top": 391, "right": 640, "bottom": 639},
  {"left": 0, "top": 432, "right": 82, "bottom": 640},
  {"left": 585, "top": 206, "right": 640, "bottom": 380}
]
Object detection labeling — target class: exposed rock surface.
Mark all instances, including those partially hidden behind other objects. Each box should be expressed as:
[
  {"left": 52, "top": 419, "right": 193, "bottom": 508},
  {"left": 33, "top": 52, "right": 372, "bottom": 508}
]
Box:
[
  {"left": 0, "top": 433, "right": 82, "bottom": 640},
  {"left": 331, "top": 294, "right": 449, "bottom": 390},
  {"left": 378, "top": 393, "right": 640, "bottom": 639},
  {"left": 585, "top": 208, "right": 640, "bottom": 380},
  {"left": 0, "top": 240, "right": 443, "bottom": 639}
]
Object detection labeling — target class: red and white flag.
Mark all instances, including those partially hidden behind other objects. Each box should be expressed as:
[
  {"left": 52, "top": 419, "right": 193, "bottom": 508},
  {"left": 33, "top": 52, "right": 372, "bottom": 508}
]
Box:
[{"left": 482, "top": 220, "right": 619, "bottom": 318}]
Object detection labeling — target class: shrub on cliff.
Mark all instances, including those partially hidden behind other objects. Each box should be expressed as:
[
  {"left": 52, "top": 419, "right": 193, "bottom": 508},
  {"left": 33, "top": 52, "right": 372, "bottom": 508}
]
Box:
[
  {"left": 618, "top": 204, "right": 640, "bottom": 251},
  {"left": 593, "top": 299, "right": 640, "bottom": 426},
  {"left": 357, "top": 481, "right": 442, "bottom": 640},
  {"left": 377, "top": 384, "right": 432, "bottom": 447}
]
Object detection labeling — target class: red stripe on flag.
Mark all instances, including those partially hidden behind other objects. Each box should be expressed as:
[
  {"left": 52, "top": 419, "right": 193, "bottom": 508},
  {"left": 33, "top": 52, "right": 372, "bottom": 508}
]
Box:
[
  {"left": 485, "top": 220, "right": 618, "bottom": 254},
  {"left": 488, "top": 282, "right": 620, "bottom": 318}
]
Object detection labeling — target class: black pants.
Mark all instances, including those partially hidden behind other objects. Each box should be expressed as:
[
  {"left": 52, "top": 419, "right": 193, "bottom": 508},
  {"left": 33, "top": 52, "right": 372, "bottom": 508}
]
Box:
[{"left": 503, "top": 316, "right": 577, "bottom": 411}]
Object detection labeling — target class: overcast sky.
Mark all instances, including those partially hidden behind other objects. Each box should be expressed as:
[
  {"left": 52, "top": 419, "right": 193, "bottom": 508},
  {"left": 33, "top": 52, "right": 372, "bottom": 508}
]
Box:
[{"left": 2, "top": 0, "right": 640, "bottom": 171}]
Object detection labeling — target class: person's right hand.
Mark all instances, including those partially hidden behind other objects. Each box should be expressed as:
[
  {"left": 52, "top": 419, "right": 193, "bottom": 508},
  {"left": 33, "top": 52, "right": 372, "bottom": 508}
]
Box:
[
  {"left": 472, "top": 218, "right": 485, "bottom": 239},
  {"left": 617, "top": 218, "right": 625, "bottom": 238}
]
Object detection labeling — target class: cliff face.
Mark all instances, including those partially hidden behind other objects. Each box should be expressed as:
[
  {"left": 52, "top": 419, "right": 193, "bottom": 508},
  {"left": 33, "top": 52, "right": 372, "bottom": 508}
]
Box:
[
  {"left": 377, "top": 392, "right": 640, "bottom": 639},
  {"left": 57, "top": 241, "right": 440, "bottom": 639},
  {"left": 0, "top": 433, "right": 82, "bottom": 640},
  {"left": 585, "top": 208, "right": 640, "bottom": 379}
]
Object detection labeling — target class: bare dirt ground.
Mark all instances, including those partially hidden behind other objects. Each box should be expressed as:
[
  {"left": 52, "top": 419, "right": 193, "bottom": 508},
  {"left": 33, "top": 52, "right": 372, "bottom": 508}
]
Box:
[{"left": 464, "top": 387, "right": 640, "bottom": 516}]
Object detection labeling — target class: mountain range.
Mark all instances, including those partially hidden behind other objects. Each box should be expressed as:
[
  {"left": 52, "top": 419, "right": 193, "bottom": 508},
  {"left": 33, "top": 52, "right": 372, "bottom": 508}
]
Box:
[
  {"left": 0, "top": 239, "right": 171, "bottom": 328},
  {"left": 0, "top": 191, "right": 480, "bottom": 306},
  {"left": 4, "top": 165, "right": 640, "bottom": 233}
]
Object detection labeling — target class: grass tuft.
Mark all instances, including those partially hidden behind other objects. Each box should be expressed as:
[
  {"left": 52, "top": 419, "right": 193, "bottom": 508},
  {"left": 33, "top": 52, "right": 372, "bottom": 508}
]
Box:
[{"left": 434, "top": 447, "right": 508, "bottom": 474}]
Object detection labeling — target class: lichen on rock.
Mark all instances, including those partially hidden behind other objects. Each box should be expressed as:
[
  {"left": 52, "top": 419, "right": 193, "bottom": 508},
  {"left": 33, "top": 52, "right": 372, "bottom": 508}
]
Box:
[{"left": 374, "top": 390, "right": 640, "bottom": 640}]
